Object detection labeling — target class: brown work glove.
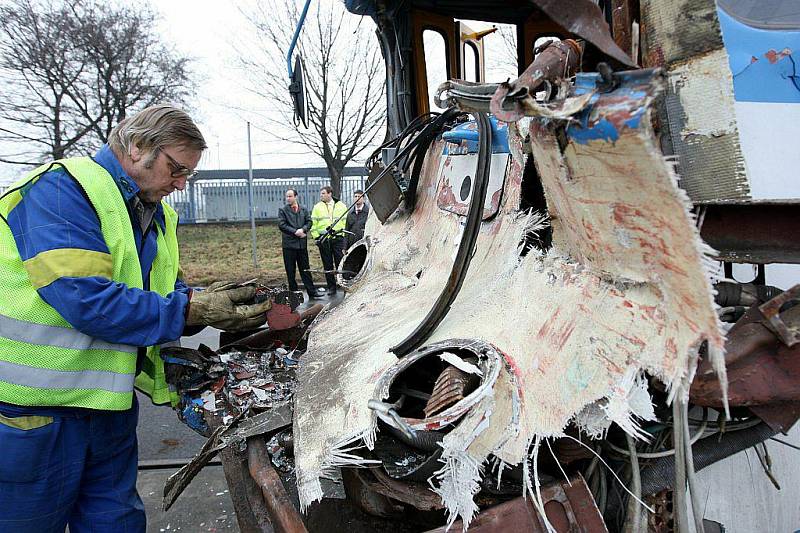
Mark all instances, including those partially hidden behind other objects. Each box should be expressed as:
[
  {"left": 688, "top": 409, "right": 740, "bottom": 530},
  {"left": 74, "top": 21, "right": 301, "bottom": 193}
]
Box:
[
  {"left": 186, "top": 285, "right": 271, "bottom": 331},
  {"left": 205, "top": 280, "right": 245, "bottom": 292}
]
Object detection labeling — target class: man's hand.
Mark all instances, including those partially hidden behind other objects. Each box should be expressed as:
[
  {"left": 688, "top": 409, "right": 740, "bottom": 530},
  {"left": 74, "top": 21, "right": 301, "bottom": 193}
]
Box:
[
  {"left": 186, "top": 285, "right": 271, "bottom": 331},
  {"left": 294, "top": 228, "right": 306, "bottom": 238}
]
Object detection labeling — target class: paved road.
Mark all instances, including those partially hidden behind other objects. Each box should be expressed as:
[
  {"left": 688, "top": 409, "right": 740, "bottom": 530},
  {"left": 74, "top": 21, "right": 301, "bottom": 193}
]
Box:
[{"left": 140, "top": 466, "right": 238, "bottom": 533}]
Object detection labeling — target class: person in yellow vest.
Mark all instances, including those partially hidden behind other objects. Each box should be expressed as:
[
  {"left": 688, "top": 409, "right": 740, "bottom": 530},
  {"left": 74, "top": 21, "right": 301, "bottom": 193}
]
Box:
[
  {"left": 310, "top": 185, "right": 348, "bottom": 295},
  {"left": 0, "top": 105, "right": 270, "bottom": 532}
]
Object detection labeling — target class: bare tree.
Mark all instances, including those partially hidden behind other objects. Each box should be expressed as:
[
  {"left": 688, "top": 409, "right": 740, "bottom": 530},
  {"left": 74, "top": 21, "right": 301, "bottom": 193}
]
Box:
[
  {"left": 0, "top": 0, "right": 194, "bottom": 165},
  {"left": 0, "top": 1, "right": 87, "bottom": 164},
  {"left": 495, "top": 25, "right": 520, "bottom": 77},
  {"left": 74, "top": 2, "right": 193, "bottom": 143},
  {"left": 238, "top": 0, "right": 385, "bottom": 197}
]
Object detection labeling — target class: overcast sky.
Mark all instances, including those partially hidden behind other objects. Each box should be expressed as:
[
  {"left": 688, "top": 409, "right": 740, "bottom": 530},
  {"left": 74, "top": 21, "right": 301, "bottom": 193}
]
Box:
[
  {"left": 0, "top": 0, "right": 370, "bottom": 184},
  {"left": 154, "top": 0, "right": 356, "bottom": 172}
]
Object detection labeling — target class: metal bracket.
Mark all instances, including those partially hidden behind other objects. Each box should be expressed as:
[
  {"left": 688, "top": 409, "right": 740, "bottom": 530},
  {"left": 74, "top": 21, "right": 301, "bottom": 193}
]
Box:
[{"left": 759, "top": 284, "right": 800, "bottom": 347}]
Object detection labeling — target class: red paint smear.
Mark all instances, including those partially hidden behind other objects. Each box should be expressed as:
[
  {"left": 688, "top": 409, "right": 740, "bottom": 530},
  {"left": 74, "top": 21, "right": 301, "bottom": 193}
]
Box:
[
  {"left": 623, "top": 300, "right": 634, "bottom": 308},
  {"left": 489, "top": 188, "right": 502, "bottom": 214},
  {"left": 665, "top": 338, "right": 678, "bottom": 359},
  {"left": 536, "top": 307, "right": 561, "bottom": 338},
  {"left": 437, "top": 182, "right": 459, "bottom": 209},
  {"left": 536, "top": 306, "right": 578, "bottom": 352},
  {"left": 554, "top": 319, "right": 577, "bottom": 351},
  {"left": 599, "top": 322, "right": 647, "bottom": 350},
  {"left": 581, "top": 220, "right": 601, "bottom": 255},
  {"left": 765, "top": 48, "right": 792, "bottom": 64},
  {"left": 658, "top": 259, "right": 688, "bottom": 277}
]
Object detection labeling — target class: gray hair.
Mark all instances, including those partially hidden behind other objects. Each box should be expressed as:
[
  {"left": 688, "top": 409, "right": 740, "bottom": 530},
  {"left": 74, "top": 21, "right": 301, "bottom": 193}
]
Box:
[{"left": 109, "top": 104, "right": 207, "bottom": 156}]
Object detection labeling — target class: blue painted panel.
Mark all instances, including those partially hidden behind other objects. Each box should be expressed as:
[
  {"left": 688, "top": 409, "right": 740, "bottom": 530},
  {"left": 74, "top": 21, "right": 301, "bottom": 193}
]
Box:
[
  {"left": 566, "top": 71, "right": 654, "bottom": 145},
  {"left": 718, "top": 6, "right": 800, "bottom": 103},
  {"left": 441, "top": 116, "right": 511, "bottom": 154}
]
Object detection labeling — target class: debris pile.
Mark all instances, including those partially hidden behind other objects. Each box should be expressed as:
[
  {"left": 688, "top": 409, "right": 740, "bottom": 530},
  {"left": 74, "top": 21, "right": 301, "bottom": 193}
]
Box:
[
  {"left": 159, "top": 289, "right": 319, "bottom": 512},
  {"left": 267, "top": 430, "right": 295, "bottom": 474},
  {"left": 221, "top": 347, "right": 297, "bottom": 413},
  {"left": 163, "top": 341, "right": 301, "bottom": 435},
  {"left": 160, "top": 286, "right": 313, "bottom": 434}
]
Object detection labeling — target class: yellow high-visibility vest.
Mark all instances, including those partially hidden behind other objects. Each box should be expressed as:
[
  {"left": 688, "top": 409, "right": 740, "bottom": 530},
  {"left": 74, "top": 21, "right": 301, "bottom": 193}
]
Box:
[
  {"left": 310, "top": 200, "right": 348, "bottom": 239},
  {"left": 0, "top": 157, "right": 181, "bottom": 410}
]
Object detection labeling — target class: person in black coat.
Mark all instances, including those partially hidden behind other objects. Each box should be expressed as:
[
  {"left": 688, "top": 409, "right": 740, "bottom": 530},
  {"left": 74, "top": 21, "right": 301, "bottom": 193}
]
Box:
[
  {"left": 345, "top": 189, "right": 369, "bottom": 249},
  {"left": 278, "top": 189, "right": 320, "bottom": 299}
]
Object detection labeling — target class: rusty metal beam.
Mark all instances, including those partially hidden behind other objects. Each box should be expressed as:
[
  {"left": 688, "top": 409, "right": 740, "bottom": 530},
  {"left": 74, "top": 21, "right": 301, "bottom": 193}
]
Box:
[
  {"left": 759, "top": 284, "right": 800, "bottom": 347},
  {"left": 247, "top": 437, "right": 309, "bottom": 533},
  {"left": 424, "top": 475, "right": 606, "bottom": 532},
  {"left": 696, "top": 200, "right": 800, "bottom": 264},
  {"left": 691, "top": 295, "right": 800, "bottom": 433},
  {"left": 220, "top": 442, "right": 275, "bottom": 533}
]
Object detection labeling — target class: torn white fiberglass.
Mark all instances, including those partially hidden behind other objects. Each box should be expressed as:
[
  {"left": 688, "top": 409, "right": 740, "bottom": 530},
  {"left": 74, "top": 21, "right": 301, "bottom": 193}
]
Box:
[{"left": 292, "top": 69, "right": 725, "bottom": 529}]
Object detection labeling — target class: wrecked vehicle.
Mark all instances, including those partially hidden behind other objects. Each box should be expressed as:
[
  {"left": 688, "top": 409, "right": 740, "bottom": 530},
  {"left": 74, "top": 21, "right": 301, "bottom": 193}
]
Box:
[{"left": 165, "top": 0, "right": 800, "bottom": 532}]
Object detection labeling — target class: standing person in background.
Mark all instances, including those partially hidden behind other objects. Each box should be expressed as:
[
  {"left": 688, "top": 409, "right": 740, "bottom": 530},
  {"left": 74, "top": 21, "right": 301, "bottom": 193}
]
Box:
[
  {"left": 278, "top": 188, "right": 320, "bottom": 300},
  {"left": 345, "top": 189, "right": 369, "bottom": 249},
  {"left": 310, "top": 185, "right": 347, "bottom": 295}
]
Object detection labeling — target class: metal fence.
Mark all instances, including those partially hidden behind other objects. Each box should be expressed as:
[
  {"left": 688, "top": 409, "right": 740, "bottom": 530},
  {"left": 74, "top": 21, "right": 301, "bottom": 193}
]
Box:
[{"left": 165, "top": 167, "right": 368, "bottom": 223}]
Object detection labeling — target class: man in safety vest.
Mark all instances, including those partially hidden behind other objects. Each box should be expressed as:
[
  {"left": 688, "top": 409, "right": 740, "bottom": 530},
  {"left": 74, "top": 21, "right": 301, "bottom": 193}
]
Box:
[
  {"left": 0, "top": 105, "right": 270, "bottom": 532},
  {"left": 310, "top": 185, "right": 348, "bottom": 295}
]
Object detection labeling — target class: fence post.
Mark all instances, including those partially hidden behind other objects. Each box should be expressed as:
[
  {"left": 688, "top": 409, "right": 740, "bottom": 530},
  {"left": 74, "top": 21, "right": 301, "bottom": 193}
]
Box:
[
  {"left": 246, "top": 122, "right": 258, "bottom": 268},
  {"left": 304, "top": 176, "right": 310, "bottom": 207},
  {"left": 187, "top": 180, "right": 196, "bottom": 222}
]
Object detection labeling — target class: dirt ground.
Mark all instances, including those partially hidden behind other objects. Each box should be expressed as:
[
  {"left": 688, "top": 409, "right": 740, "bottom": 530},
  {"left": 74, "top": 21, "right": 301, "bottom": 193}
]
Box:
[{"left": 177, "top": 222, "right": 325, "bottom": 287}]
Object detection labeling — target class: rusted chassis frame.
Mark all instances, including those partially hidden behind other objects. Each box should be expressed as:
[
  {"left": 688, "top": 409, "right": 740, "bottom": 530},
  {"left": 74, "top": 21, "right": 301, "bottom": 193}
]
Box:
[{"left": 696, "top": 200, "right": 800, "bottom": 264}]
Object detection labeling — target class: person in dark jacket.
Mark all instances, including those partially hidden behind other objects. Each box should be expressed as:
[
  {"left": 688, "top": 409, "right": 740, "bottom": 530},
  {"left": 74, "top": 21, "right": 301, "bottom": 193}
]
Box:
[
  {"left": 278, "top": 189, "right": 320, "bottom": 299},
  {"left": 345, "top": 189, "right": 370, "bottom": 249}
]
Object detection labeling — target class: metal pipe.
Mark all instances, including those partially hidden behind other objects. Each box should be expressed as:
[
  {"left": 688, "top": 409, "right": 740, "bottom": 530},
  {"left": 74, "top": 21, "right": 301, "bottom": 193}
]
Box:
[
  {"left": 286, "top": 0, "right": 313, "bottom": 78},
  {"left": 625, "top": 434, "right": 643, "bottom": 533},
  {"left": 490, "top": 40, "right": 582, "bottom": 123},
  {"left": 247, "top": 437, "right": 308, "bottom": 533}
]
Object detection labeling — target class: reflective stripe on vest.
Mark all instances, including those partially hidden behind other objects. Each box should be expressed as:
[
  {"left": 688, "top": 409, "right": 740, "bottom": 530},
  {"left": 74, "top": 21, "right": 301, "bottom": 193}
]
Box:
[
  {"left": 310, "top": 200, "right": 348, "bottom": 239},
  {"left": 0, "top": 313, "right": 136, "bottom": 354},
  {"left": 0, "top": 360, "right": 135, "bottom": 393}
]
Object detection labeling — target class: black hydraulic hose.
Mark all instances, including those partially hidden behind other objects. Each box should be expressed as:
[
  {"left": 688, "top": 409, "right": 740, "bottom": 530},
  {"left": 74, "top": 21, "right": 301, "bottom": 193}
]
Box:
[
  {"left": 714, "top": 281, "right": 784, "bottom": 307},
  {"left": 608, "top": 422, "right": 778, "bottom": 514},
  {"left": 391, "top": 112, "right": 493, "bottom": 356},
  {"left": 403, "top": 108, "right": 463, "bottom": 211},
  {"left": 756, "top": 285, "right": 784, "bottom": 303}
]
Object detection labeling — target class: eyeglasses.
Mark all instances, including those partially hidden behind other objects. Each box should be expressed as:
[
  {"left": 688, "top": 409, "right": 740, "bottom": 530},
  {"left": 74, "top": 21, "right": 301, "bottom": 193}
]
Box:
[{"left": 160, "top": 149, "right": 198, "bottom": 179}]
